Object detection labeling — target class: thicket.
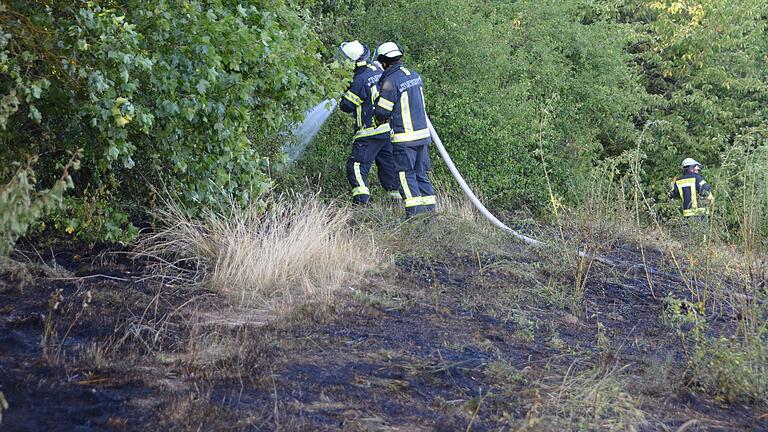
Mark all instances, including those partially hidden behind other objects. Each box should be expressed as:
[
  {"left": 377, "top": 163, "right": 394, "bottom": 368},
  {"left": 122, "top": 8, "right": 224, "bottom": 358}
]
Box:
[
  {"left": 2, "top": 0, "right": 767, "bottom": 251},
  {"left": 638, "top": 0, "right": 768, "bottom": 213},
  {"left": 296, "top": 0, "right": 767, "bottom": 236},
  {"left": 0, "top": 0, "right": 343, "bottom": 248}
]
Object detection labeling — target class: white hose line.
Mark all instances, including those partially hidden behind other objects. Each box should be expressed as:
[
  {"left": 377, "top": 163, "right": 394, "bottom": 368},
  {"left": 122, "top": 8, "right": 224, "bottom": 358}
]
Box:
[
  {"left": 427, "top": 117, "right": 612, "bottom": 265},
  {"left": 427, "top": 118, "right": 541, "bottom": 246}
]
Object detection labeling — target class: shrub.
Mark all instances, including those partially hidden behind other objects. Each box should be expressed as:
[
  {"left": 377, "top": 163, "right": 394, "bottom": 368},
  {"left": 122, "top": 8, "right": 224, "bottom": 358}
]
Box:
[
  {"left": 708, "top": 140, "right": 768, "bottom": 249},
  {"left": 298, "top": 0, "right": 648, "bottom": 212},
  {"left": 0, "top": 154, "right": 79, "bottom": 255},
  {"left": 1, "top": 0, "right": 344, "bottom": 243},
  {"left": 663, "top": 293, "right": 768, "bottom": 406}
]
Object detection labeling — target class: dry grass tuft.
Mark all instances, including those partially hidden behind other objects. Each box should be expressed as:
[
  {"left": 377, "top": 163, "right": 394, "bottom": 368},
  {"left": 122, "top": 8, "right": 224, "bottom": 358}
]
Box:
[
  {"left": 517, "top": 364, "right": 648, "bottom": 431},
  {"left": 139, "top": 193, "right": 378, "bottom": 311},
  {"left": 436, "top": 192, "right": 483, "bottom": 224}
]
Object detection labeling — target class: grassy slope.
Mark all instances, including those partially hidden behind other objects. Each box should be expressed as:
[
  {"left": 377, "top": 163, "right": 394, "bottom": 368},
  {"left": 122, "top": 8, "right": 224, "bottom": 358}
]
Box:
[{"left": 1, "top": 196, "right": 767, "bottom": 431}]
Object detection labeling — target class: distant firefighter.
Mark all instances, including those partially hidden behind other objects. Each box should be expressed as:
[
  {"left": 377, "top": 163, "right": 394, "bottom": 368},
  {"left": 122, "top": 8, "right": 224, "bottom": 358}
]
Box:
[{"left": 668, "top": 157, "right": 712, "bottom": 218}]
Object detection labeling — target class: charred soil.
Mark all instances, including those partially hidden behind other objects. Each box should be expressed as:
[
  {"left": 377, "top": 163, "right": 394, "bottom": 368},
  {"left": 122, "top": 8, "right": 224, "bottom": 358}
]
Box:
[{"left": 1, "top": 235, "right": 766, "bottom": 431}]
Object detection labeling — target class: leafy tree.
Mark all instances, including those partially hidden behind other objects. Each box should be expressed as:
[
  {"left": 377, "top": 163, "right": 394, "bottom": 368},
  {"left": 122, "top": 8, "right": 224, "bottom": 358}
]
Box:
[
  {"left": 636, "top": 0, "right": 768, "bottom": 200},
  {"left": 0, "top": 0, "right": 344, "bottom": 247}
]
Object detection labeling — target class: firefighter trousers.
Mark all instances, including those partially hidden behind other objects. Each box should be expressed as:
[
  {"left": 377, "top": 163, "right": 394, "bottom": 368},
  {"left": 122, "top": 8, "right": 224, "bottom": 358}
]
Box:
[
  {"left": 346, "top": 136, "right": 400, "bottom": 204},
  {"left": 392, "top": 142, "right": 436, "bottom": 216}
]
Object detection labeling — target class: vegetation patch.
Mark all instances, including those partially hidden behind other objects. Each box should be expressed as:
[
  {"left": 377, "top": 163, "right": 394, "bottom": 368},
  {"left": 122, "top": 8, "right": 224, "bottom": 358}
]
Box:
[{"left": 139, "top": 194, "right": 379, "bottom": 312}]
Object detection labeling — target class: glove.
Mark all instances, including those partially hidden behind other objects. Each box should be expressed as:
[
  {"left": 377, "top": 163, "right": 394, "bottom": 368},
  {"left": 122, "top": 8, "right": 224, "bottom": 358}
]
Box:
[
  {"left": 667, "top": 178, "right": 677, "bottom": 197},
  {"left": 372, "top": 114, "right": 387, "bottom": 129}
]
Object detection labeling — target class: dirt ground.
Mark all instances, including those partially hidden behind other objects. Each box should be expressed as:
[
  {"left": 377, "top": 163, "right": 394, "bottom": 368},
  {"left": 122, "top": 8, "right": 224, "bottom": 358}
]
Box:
[{"left": 1, "top": 236, "right": 767, "bottom": 431}]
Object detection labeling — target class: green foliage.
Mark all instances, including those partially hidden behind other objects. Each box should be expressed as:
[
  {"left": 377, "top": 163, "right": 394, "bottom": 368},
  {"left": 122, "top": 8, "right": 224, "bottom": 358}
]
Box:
[
  {"left": 0, "top": 3, "right": 50, "bottom": 129},
  {"left": 1, "top": 0, "right": 343, "bottom": 245},
  {"left": 0, "top": 154, "right": 79, "bottom": 255},
  {"left": 693, "top": 330, "right": 768, "bottom": 405},
  {"left": 2, "top": 0, "right": 767, "bottom": 249},
  {"left": 51, "top": 194, "right": 140, "bottom": 244},
  {"left": 663, "top": 293, "right": 768, "bottom": 405},
  {"left": 638, "top": 0, "right": 768, "bottom": 200},
  {"left": 498, "top": 0, "right": 649, "bottom": 206},
  {"left": 708, "top": 139, "right": 768, "bottom": 248},
  {"left": 298, "top": 0, "right": 648, "bottom": 211}
]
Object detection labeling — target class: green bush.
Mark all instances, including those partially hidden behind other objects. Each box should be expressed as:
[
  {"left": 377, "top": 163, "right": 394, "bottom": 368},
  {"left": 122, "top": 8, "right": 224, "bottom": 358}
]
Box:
[
  {"left": 0, "top": 155, "right": 79, "bottom": 255},
  {"left": 663, "top": 294, "right": 768, "bottom": 406},
  {"left": 297, "top": 0, "right": 648, "bottom": 212},
  {"left": 706, "top": 140, "right": 768, "bottom": 249},
  {"left": 0, "top": 0, "right": 344, "bottom": 246},
  {"left": 637, "top": 0, "right": 768, "bottom": 201}
]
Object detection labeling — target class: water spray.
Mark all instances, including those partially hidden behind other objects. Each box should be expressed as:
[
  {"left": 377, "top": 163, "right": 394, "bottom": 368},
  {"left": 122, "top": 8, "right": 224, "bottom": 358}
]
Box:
[{"left": 284, "top": 99, "right": 337, "bottom": 163}]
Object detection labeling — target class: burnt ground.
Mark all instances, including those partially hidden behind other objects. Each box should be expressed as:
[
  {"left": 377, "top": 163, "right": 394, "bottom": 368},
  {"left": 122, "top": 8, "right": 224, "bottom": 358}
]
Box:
[{"left": 1, "top": 236, "right": 767, "bottom": 431}]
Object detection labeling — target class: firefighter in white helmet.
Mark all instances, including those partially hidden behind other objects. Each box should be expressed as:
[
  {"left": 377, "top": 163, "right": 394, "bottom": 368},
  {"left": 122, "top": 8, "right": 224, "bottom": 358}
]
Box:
[
  {"left": 669, "top": 157, "right": 712, "bottom": 218},
  {"left": 337, "top": 40, "right": 401, "bottom": 204},
  {"left": 373, "top": 41, "right": 436, "bottom": 216}
]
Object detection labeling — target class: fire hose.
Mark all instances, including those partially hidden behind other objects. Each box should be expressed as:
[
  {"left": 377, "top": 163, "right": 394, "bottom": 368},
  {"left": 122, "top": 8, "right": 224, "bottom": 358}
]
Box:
[
  {"left": 427, "top": 117, "right": 612, "bottom": 265},
  {"left": 426, "top": 118, "right": 542, "bottom": 247}
]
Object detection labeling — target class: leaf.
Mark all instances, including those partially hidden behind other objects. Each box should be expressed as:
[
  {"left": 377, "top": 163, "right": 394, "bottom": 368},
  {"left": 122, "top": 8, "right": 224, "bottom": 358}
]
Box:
[
  {"left": 123, "top": 155, "right": 135, "bottom": 169},
  {"left": 115, "top": 115, "right": 130, "bottom": 127},
  {"left": 28, "top": 105, "right": 42, "bottom": 123},
  {"left": 107, "top": 145, "right": 120, "bottom": 161},
  {"left": 196, "top": 79, "right": 209, "bottom": 95}
]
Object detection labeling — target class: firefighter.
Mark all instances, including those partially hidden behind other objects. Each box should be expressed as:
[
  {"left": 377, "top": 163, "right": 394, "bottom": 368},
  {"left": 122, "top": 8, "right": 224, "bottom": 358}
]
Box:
[
  {"left": 373, "top": 41, "right": 436, "bottom": 216},
  {"left": 337, "top": 40, "right": 401, "bottom": 205},
  {"left": 669, "top": 157, "right": 712, "bottom": 218}
]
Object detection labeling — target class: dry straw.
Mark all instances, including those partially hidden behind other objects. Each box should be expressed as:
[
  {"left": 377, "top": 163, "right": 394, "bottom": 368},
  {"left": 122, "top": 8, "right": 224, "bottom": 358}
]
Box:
[{"left": 139, "top": 193, "right": 378, "bottom": 312}]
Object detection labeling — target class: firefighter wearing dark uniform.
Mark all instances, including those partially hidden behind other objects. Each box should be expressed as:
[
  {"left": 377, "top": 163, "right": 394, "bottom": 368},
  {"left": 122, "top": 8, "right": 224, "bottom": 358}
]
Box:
[
  {"left": 337, "top": 40, "right": 400, "bottom": 204},
  {"left": 373, "top": 41, "right": 436, "bottom": 216},
  {"left": 669, "top": 157, "right": 712, "bottom": 218}
]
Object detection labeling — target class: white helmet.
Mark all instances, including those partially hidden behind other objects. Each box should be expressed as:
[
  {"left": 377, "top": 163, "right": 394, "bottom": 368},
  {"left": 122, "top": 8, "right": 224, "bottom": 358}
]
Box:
[
  {"left": 681, "top": 157, "right": 701, "bottom": 169},
  {"left": 375, "top": 41, "right": 403, "bottom": 61},
  {"left": 339, "top": 40, "right": 366, "bottom": 62}
]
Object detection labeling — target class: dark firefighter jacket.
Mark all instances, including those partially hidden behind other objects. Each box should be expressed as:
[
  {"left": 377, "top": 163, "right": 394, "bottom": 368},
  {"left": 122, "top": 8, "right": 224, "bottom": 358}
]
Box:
[
  {"left": 339, "top": 63, "right": 391, "bottom": 141},
  {"left": 669, "top": 172, "right": 712, "bottom": 217},
  {"left": 374, "top": 61, "right": 431, "bottom": 147}
]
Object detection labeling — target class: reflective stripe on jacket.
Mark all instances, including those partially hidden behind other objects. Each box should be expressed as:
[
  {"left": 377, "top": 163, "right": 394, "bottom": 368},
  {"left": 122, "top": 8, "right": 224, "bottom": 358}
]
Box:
[
  {"left": 375, "top": 62, "right": 431, "bottom": 146},
  {"left": 670, "top": 173, "right": 711, "bottom": 217},
  {"left": 339, "top": 63, "right": 391, "bottom": 141}
]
